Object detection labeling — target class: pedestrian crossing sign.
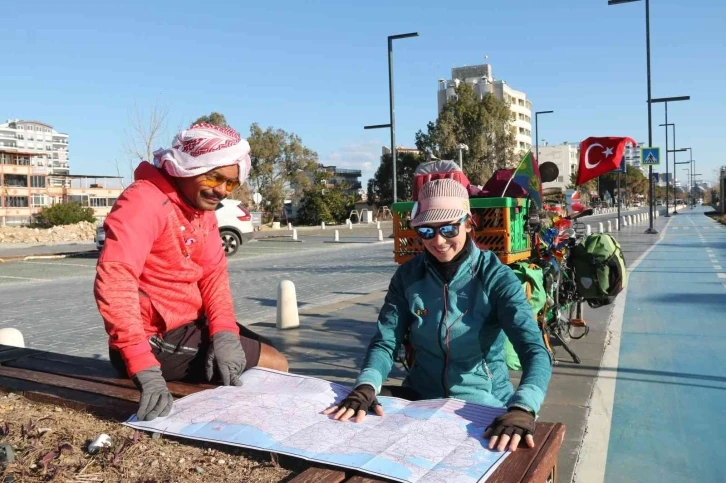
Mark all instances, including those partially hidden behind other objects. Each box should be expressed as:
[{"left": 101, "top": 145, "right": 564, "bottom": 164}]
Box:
[{"left": 641, "top": 147, "right": 660, "bottom": 166}]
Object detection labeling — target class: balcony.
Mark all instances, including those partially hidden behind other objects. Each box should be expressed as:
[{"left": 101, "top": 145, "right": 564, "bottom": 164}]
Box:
[{"left": 334, "top": 168, "right": 362, "bottom": 176}]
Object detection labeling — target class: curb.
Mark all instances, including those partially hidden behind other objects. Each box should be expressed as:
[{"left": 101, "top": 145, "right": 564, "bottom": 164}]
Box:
[{"left": 0, "top": 250, "right": 96, "bottom": 262}]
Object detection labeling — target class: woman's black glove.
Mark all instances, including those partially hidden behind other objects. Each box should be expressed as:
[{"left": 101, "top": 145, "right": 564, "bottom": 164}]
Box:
[
  {"left": 323, "top": 384, "right": 384, "bottom": 423},
  {"left": 483, "top": 407, "right": 536, "bottom": 452}
]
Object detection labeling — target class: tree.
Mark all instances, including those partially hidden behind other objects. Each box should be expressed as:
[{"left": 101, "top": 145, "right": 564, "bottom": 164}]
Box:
[
  {"left": 36, "top": 202, "right": 96, "bottom": 228},
  {"left": 247, "top": 124, "right": 319, "bottom": 220},
  {"left": 192, "top": 112, "right": 229, "bottom": 127},
  {"left": 367, "top": 151, "right": 422, "bottom": 206},
  {"left": 414, "top": 83, "right": 517, "bottom": 185},
  {"left": 118, "top": 100, "right": 170, "bottom": 187},
  {"left": 569, "top": 171, "right": 597, "bottom": 195},
  {"left": 297, "top": 184, "right": 356, "bottom": 225}
]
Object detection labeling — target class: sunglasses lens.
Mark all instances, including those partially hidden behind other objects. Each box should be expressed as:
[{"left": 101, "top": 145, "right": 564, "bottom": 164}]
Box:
[
  {"left": 416, "top": 227, "right": 435, "bottom": 240},
  {"left": 439, "top": 224, "right": 460, "bottom": 238}
]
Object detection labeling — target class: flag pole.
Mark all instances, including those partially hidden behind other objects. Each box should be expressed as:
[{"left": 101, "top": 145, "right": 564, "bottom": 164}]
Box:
[{"left": 500, "top": 151, "right": 530, "bottom": 198}]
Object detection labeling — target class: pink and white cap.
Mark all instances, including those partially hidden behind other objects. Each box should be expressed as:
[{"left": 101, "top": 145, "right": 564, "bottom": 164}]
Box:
[
  {"left": 410, "top": 178, "right": 471, "bottom": 227},
  {"left": 153, "top": 123, "right": 251, "bottom": 182}
]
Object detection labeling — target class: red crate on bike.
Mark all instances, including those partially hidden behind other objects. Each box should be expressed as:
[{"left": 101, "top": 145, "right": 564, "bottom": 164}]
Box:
[{"left": 391, "top": 197, "right": 531, "bottom": 265}]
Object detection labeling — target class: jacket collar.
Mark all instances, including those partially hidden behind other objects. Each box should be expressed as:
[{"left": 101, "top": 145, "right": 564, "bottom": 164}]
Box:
[{"left": 134, "top": 162, "right": 203, "bottom": 216}]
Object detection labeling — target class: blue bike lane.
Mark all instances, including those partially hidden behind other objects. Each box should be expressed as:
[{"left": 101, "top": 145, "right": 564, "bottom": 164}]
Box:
[{"left": 603, "top": 208, "right": 726, "bottom": 482}]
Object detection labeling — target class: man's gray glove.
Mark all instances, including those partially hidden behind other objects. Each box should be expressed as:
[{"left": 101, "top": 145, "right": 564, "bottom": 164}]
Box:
[
  {"left": 205, "top": 330, "right": 246, "bottom": 386},
  {"left": 132, "top": 366, "right": 173, "bottom": 421}
]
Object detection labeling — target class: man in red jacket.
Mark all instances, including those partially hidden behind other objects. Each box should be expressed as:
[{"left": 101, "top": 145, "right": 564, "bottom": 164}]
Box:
[{"left": 95, "top": 123, "right": 288, "bottom": 421}]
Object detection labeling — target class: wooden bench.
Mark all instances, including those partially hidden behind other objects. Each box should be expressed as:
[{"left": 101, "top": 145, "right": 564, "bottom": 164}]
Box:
[{"left": 0, "top": 345, "right": 565, "bottom": 482}]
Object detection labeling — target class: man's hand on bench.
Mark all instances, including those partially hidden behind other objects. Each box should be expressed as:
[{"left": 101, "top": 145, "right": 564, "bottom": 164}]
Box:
[{"left": 133, "top": 366, "right": 174, "bottom": 421}]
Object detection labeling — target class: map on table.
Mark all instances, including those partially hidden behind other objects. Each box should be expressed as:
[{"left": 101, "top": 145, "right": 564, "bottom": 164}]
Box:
[{"left": 126, "top": 368, "right": 510, "bottom": 483}]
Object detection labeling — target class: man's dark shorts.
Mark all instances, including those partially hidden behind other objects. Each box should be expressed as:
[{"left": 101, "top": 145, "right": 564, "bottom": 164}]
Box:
[{"left": 110, "top": 318, "right": 272, "bottom": 382}]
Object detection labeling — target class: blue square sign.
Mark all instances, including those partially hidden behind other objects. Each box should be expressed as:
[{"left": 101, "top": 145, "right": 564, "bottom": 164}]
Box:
[{"left": 641, "top": 147, "right": 660, "bottom": 166}]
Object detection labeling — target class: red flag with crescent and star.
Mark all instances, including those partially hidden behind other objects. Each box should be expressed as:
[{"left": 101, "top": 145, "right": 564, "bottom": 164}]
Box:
[{"left": 576, "top": 136, "right": 637, "bottom": 185}]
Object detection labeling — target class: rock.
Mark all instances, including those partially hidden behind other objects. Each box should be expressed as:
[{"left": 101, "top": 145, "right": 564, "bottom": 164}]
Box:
[
  {"left": 151, "top": 459, "right": 159, "bottom": 467},
  {"left": 195, "top": 467, "right": 204, "bottom": 474},
  {"left": 217, "top": 459, "right": 225, "bottom": 465},
  {"left": 178, "top": 458, "right": 185, "bottom": 464}
]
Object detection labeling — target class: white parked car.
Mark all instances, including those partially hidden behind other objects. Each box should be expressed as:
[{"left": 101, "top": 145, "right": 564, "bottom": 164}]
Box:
[
  {"left": 94, "top": 199, "right": 254, "bottom": 256},
  {"left": 215, "top": 199, "right": 254, "bottom": 256}
]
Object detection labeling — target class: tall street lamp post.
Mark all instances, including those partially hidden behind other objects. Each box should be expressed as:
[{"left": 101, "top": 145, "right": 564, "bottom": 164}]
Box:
[
  {"left": 364, "top": 32, "right": 419, "bottom": 204},
  {"left": 456, "top": 144, "right": 469, "bottom": 171},
  {"left": 608, "top": 0, "right": 658, "bottom": 233},
  {"left": 671, "top": 147, "right": 688, "bottom": 212},
  {"left": 652, "top": 95, "right": 690, "bottom": 216},
  {"left": 534, "top": 110, "right": 554, "bottom": 162}
]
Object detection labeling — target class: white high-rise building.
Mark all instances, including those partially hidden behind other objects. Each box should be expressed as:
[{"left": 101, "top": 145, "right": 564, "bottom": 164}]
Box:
[
  {"left": 437, "top": 64, "right": 532, "bottom": 153},
  {"left": 623, "top": 142, "right": 647, "bottom": 175},
  {"left": 538, "top": 142, "right": 580, "bottom": 190},
  {"left": 0, "top": 120, "right": 69, "bottom": 177}
]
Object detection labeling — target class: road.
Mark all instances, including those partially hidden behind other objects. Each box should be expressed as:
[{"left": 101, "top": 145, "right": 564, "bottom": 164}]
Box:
[
  {"left": 575, "top": 206, "right": 726, "bottom": 483},
  {"left": 0, "top": 240, "right": 397, "bottom": 359}
]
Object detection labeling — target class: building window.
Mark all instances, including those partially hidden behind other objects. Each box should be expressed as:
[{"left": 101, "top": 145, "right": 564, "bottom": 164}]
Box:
[
  {"left": 5, "top": 196, "right": 30, "bottom": 208},
  {"left": 31, "top": 194, "right": 48, "bottom": 207},
  {"left": 31, "top": 175, "right": 46, "bottom": 188},
  {"left": 68, "top": 195, "right": 89, "bottom": 205},
  {"left": 90, "top": 197, "right": 107, "bottom": 207},
  {"left": 4, "top": 174, "right": 28, "bottom": 187}
]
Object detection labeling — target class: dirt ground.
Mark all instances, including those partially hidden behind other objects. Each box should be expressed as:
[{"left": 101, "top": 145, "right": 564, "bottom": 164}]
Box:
[{"left": 0, "top": 391, "right": 306, "bottom": 483}]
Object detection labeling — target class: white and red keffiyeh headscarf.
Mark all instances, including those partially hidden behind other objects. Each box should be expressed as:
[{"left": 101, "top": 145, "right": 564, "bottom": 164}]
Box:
[{"left": 153, "top": 123, "right": 252, "bottom": 181}]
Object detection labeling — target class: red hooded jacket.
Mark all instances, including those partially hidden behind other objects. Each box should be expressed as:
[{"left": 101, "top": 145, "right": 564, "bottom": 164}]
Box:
[{"left": 94, "top": 162, "right": 238, "bottom": 376}]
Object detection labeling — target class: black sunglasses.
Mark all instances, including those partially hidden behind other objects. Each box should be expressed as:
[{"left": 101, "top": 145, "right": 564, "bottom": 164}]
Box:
[{"left": 414, "top": 216, "right": 468, "bottom": 240}]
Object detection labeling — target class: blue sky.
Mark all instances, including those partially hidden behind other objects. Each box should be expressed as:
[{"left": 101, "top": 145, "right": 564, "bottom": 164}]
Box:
[{"left": 1, "top": 0, "right": 723, "bottom": 186}]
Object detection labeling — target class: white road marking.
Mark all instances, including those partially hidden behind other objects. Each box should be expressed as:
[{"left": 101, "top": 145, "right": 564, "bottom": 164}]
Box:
[
  {"left": 23, "top": 261, "right": 96, "bottom": 268},
  {"left": 718, "top": 273, "right": 726, "bottom": 279},
  {"left": 0, "top": 275, "right": 51, "bottom": 282}
]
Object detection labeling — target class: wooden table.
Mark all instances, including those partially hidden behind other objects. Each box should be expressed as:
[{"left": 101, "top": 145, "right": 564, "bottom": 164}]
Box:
[{"left": 0, "top": 345, "right": 564, "bottom": 482}]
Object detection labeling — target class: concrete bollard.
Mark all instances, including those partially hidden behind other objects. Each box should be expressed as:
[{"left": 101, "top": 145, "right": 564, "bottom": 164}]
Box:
[
  {"left": 378, "top": 229, "right": 384, "bottom": 242},
  {"left": 0, "top": 328, "right": 25, "bottom": 348},
  {"left": 586, "top": 225, "right": 592, "bottom": 236},
  {"left": 287, "top": 222, "right": 292, "bottom": 230},
  {"left": 349, "top": 220, "right": 353, "bottom": 230},
  {"left": 628, "top": 215, "right": 633, "bottom": 225},
  {"left": 622, "top": 216, "right": 628, "bottom": 227},
  {"left": 276, "top": 280, "right": 300, "bottom": 330},
  {"left": 321, "top": 222, "right": 326, "bottom": 230},
  {"left": 599, "top": 222, "right": 604, "bottom": 233},
  {"left": 376, "top": 221, "right": 381, "bottom": 230},
  {"left": 615, "top": 218, "right": 619, "bottom": 230},
  {"left": 607, "top": 221, "right": 612, "bottom": 232},
  {"left": 292, "top": 229, "right": 298, "bottom": 241},
  {"left": 334, "top": 230, "right": 339, "bottom": 242}
]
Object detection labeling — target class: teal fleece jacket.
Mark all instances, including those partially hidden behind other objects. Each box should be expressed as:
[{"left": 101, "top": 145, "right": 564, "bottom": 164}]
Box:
[{"left": 355, "top": 244, "right": 552, "bottom": 414}]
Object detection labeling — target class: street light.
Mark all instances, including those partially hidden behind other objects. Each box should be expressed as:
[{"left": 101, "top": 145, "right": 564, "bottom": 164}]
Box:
[
  {"left": 456, "top": 144, "right": 469, "bottom": 171},
  {"left": 534, "top": 110, "right": 554, "bottom": 162},
  {"left": 363, "top": 31, "right": 419, "bottom": 204},
  {"left": 653, "top": 95, "right": 690, "bottom": 216},
  {"left": 608, "top": 0, "right": 658, "bottom": 233},
  {"left": 670, "top": 147, "right": 689, "bottom": 213}
]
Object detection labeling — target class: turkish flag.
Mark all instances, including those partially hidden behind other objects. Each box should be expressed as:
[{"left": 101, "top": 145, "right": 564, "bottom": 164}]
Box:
[{"left": 576, "top": 137, "right": 636, "bottom": 185}]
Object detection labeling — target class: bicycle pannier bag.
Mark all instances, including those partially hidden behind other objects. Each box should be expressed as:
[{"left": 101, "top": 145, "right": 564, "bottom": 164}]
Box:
[{"left": 571, "top": 234, "right": 627, "bottom": 308}]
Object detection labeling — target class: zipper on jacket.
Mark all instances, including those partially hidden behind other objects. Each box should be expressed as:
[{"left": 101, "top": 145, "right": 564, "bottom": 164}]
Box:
[
  {"left": 438, "top": 284, "right": 449, "bottom": 398},
  {"left": 483, "top": 361, "right": 493, "bottom": 380}
]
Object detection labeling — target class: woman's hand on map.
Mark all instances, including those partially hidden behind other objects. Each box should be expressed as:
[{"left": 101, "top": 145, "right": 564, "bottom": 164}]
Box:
[
  {"left": 323, "top": 384, "right": 384, "bottom": 423},
  {"left": 132, "top": 366, "right": 174, "bottom": 421},
  {"left": 483, "top": 408, "right": 536, "bottom": 452}
]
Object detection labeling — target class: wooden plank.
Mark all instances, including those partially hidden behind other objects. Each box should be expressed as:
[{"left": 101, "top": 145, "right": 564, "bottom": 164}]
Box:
[
  {"left": 288, "top": 467, "right": 348, "bottom": 483},
  {"left": 0, "top": 365, "right": 141, "bottom": 402},
  {"left": 346, "top": 475, "right": 390, "bottom": 483},
  {"left": 486, "top": 422, "right": 556, "bottom": 483},
  {"left": 0, "top": 375, "right": 136, "bottom": 420},
  {"left": 4, "top": 352, "right": 212, "bottom": 397},
  {"left": 0, "top": 346, "right": 46, "bottom": 363},
  {"left": 521, "top": 423, "right": 565, "bottom": 483}
]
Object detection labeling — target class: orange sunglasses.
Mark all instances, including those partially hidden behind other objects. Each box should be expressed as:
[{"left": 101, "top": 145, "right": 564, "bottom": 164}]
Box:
[{"left": 200, "top": 172, "right": 241, "bottom": 192}]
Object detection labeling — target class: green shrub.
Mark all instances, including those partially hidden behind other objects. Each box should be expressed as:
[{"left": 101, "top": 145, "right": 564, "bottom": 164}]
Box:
[{"left": 36, "top": 202, "right": 96, "bottom": 228}]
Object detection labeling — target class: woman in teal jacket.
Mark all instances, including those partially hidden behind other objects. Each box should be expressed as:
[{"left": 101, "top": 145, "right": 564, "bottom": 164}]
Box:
[{"left": 325, "top": 178, "right": 552, "bottom": 453}]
